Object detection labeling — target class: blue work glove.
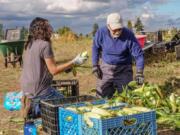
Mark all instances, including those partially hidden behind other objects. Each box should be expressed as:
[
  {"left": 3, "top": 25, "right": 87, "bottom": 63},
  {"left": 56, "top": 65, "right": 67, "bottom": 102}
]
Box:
[
  {"left": 92, "top": 65, "right": 102, "bottom": 79},
  {"left": 135, "top": 71, "right": 144, "bottom": 85}
]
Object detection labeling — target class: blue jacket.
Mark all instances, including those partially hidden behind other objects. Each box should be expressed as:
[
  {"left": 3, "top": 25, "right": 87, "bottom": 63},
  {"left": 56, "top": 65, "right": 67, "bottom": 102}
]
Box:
[{"left": 92, "top": 26, "right": 144, "bottom": 71}]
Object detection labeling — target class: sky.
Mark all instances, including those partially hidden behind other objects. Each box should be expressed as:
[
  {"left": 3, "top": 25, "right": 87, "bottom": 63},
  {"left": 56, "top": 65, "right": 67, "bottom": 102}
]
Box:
[{"left": 0, "top": 0, "right": 180, "bottom": 34}]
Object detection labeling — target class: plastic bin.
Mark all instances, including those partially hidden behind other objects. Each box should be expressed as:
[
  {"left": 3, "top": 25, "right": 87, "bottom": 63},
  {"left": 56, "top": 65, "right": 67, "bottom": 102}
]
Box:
[
  {"left": 136, "top": 35, "right": 147, "bottom": 48},
  {"left": 40, "top": 95, "right": 97, "bottom": 135},
  {"left": 51, "top": 79, "right": 79, "bottom": 97},
  {"left": 59, "top": 100, "right": 157, "bottom": 135}
]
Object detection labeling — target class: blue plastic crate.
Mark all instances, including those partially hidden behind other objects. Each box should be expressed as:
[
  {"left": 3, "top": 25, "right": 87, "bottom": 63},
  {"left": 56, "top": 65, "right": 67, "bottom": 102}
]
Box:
[
  {"left": 59, "top": 100, "right": 157, "bottom": 135},
  {"left": 81, "top": 111, "right": 157, "bottom": 135}
]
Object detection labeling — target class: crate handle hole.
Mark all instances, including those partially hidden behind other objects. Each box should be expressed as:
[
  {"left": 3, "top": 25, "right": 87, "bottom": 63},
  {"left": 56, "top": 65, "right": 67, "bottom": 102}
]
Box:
[
  {"left": 65, "top": 116, "right": 73, "bottom": 122},
  {"left": 123, "top": 118, "right": 137, "bottom": 126}
]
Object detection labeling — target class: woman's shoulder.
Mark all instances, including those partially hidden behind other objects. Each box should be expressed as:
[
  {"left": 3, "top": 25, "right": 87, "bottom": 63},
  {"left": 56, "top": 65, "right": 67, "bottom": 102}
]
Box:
[{"left": 34, "top": 39, "right": 51, "bottom": 48}]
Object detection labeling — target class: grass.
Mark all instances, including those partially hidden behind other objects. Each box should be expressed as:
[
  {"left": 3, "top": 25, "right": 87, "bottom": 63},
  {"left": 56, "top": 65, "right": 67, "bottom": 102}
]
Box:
[{"left": 0, "top": 38, "right": 179, "bottom": 134}]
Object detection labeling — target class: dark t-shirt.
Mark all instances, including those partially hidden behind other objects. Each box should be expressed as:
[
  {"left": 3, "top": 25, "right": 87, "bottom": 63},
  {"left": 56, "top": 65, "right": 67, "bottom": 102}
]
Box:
[{"left": 20, "top": 39, "right": 54, "bottom": 98}]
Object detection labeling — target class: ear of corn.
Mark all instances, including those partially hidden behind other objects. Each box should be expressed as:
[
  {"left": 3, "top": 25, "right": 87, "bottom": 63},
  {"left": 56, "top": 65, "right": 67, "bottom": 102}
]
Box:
[
  {"left": 116, "top": 110, "right": 128, "bottom": 116},
  {"left": 91, "top": 107, "right": 112, "bottom": 117},
  {"left": 133, "top": 83, "right": 145, "bottom": 93},
  {"left": 122, "top": 107, "right": 139, "bottom": 115},
  {"left": 78, "top": 106, "right": 92, "bottom": 112},
  {"left": 83, "top": 112, "right": 102, "bottom": 128},
  {"left": 169, "top": 93, "right": 177, "bottom": 113},
  {"left": 144, "top": 91, "right": 151, "bottom": 97},
  {"left": 81, "top": 51, "right": 88, "bottom": 57},
  {"left": 84, "top": 112, "right": 102, "bottom": 119},
  {"left": 130, "top": 106, "right": 151, "bottom": 112},
  {"left": 84, "top": 114, "right": 94, "bottom": 128},
  {"left": 154, "top": 85, "right": 164, "bottom": 99},
  {"left": 66, "top": 107, "right": 78, "bottom": 112},
  {"left": 176, "top": 97, "right": 180, "bottom": 105},
  {"left": 128, "top": 81, "right": 137, "bottom": 88}
]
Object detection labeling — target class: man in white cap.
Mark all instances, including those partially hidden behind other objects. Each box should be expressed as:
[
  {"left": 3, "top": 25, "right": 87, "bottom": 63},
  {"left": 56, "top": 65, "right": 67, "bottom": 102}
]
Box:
[{"left": 92, "top": 13, "right": 144, "bottom": 98}]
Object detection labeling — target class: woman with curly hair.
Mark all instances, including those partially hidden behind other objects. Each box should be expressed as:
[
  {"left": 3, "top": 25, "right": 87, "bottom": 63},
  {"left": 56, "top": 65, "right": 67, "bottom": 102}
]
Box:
[{"left": 20, "top": 17, "right": 87, "bottom": 119}]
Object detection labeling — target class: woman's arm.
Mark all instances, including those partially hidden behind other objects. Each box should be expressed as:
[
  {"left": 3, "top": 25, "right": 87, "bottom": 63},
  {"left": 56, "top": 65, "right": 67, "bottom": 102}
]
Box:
[
  {"left": 45, "top": 57, "right": 74, "bottom": 76},
  {"left": 45, "top": 54, "right": 87, "bottom": 76}
]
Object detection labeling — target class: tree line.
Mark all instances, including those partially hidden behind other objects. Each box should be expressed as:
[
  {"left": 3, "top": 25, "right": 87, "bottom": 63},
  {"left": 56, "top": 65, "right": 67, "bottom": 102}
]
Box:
[
  {"left": 0, "top": 17, "right": 179, "bottom": 42},
  {"left": 0, "top": 17, "right": 144, "bottom": 40}
]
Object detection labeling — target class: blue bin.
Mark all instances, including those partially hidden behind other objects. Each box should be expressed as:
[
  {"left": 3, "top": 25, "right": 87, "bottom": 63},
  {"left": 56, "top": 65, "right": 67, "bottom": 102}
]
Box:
[{"left": 59, "top": 100, "right": 157, "bottom": 135}]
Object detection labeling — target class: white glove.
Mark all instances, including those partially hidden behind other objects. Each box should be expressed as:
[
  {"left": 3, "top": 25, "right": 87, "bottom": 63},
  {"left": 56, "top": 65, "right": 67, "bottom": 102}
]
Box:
[{"left": 72, "top": 54, "right": 88, "bottom": 65}]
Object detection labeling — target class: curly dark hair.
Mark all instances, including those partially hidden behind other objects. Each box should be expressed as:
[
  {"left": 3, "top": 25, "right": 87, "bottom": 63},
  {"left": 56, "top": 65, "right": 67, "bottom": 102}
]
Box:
[{"left": 25, "top": 17, "right": 53, "bottom": 50}]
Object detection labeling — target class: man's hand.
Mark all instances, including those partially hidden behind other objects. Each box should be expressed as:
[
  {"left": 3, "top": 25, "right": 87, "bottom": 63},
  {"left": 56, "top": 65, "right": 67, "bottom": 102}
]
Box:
[
  {"left": 135, "top": 71, "right": 144, "bottom": 85},
  {"left": 92, "top": 65, "right": 102, "bottom": 79},
  {"left": 72, "top": 54, "right": 88, "bottom": 65}
]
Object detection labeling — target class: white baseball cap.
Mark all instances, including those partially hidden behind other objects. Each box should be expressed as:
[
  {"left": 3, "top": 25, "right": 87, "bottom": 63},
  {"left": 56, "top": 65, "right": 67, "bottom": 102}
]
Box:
[{"left": 107, "top": 13, "right": 123, "bottom": 30}]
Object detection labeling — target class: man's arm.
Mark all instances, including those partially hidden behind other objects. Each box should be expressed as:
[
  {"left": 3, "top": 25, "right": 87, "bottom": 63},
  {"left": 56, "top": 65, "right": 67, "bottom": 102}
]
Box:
[
  {"left": 92, "top": 30, "right": 103, "bottom": 79},
  {"left": 92, "top": 30, "right": 101, "bottom": 66},
  {"left": 128, "top": 32, "right": 144, "bottom": 84},
  {"left": 128, "top": 33, "right": 144, "bottom": 72}
]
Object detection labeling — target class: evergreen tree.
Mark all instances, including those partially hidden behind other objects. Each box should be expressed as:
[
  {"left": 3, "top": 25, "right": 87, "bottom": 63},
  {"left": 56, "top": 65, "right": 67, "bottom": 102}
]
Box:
[
  {"left": 57, "top": 26, "right": 71, "bottom": 35},
  {"left": 92, "top": 23, "right": 99, "bottom": 37},
  {"left": 79, "top": 33, "right": 83, "bottom": 37},
  {"left": 20, "top": 26, "right": 28, "bottom": 40},
  {"left": 134, "top": 17, "right": 144, "bottom": 32},
  {"left": 127, "top": 20, "right": 133, "bottom": 30}
]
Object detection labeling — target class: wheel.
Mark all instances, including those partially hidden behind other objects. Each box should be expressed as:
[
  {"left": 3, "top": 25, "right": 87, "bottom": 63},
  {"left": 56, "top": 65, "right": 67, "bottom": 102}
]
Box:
[
  {"left": 12, "top": 62, "right": 16, "bottom": 68},
  {"left": 10, "top": 53, "right": 16, "bottom": 68},
  {"left": 19, "top": 56, "right": 23, "bottom": 67},
  {"left": 4, "top": 57, "right": 8, "bottom": 68}
]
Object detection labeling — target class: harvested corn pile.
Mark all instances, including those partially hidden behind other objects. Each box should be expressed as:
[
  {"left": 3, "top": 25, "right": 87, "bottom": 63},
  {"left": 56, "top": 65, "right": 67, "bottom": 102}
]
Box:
[{"left": 111, "top": 80, "right": 180, "bottom": 130}]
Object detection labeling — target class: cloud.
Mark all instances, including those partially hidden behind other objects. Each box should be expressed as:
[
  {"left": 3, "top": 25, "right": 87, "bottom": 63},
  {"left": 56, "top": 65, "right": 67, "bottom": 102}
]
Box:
[
  {"left": 127, "top": 0, "right": 169, "bottom": 5},
  {"left": 0, "top": 0, "right": 9, "bottom": 3},
  {"left": 176, "top": 17, "right": 180, "bottom": 23},
  {"left": 84, "top": 0, "right": 110, "bottom": 2},
  {"left": 43, "top": 0, "right": 109, "bottom": 13},
  {"left": 140, "top": 4, "right": 155, "bottom": 21},
  {"left": 0, "top": 0, "right": 179, "bottom": 33},
  {"left": 95, "top": 13, "right": 109, "bottom": 20},
  {"left": 141, "top": 13, "right": 154, "bottom": 19}
]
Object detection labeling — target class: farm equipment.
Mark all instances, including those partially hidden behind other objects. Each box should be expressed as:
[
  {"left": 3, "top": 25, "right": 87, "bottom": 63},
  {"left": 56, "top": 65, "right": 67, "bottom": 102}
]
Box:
[
  {"left": 136, "top": 31, "right": 162, "bottom": 52},
  {"left": 152, "top": 31, "right": 180, "bottom": 53},
  {"left": 0, "top": 29, "right": 25, "bottom": 67},
  {"left": 144, "top": 31, "right": 180, "bottom": 52},
  {"left": 137, "top": 30, "right": 180, "bottom": 60},
  {"left": 0, "top": 40, "right": 25, "bottom": 67},
  {"left": 151, "top": 30, "right": 180, "bottom": 60},
  {"left": 164, "top": 30, "right": 180, "bottom": 51},
  {"left": 136, "top": 35, "right": 147, "bottom": 48}
]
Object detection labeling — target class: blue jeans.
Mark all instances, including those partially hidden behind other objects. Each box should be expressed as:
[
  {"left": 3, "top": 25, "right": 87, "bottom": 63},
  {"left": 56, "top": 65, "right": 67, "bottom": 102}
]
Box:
[{"left": 28, "top": 87, "right": 64, "bottom": 119}]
